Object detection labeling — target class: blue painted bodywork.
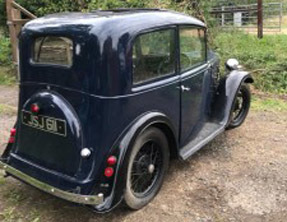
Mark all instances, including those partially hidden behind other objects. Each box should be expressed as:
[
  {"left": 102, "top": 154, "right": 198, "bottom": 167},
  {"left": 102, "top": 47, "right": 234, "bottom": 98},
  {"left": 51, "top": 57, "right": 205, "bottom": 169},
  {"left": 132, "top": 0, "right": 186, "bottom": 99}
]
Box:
[{"left": 1, "top": 9, "right": 253, "bottom": 212}]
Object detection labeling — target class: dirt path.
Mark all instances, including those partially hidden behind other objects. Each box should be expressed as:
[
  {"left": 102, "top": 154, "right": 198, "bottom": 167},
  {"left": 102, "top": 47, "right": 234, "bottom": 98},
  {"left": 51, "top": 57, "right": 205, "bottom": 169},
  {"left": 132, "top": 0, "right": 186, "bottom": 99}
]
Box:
[{"left": 0, "top": 86, "right": 286, "bottom": 222}]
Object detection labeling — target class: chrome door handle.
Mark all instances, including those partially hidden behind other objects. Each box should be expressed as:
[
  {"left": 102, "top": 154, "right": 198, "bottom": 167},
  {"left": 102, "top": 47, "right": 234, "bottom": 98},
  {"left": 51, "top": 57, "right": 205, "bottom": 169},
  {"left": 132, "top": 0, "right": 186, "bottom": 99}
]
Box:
[{"left": 181, "top": 85, "right": 190, "bottom": 92}]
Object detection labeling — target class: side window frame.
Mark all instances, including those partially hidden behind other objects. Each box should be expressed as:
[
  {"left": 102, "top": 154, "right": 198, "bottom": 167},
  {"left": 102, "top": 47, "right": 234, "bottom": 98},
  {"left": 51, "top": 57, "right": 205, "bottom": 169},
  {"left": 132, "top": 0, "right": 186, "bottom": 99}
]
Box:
[
  {"left": 130, "top": 26, "right": 178, "bottom": 89},
  {"left": 178, "top": 25, "right": 207, "bottom": 73}
]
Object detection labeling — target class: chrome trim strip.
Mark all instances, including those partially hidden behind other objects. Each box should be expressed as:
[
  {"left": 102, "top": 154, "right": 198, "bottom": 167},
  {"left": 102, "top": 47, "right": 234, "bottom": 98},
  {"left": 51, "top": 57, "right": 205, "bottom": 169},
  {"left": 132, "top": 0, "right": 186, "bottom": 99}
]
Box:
[{"left": 0, "top": 161, "right": 103, "bottom": 205}]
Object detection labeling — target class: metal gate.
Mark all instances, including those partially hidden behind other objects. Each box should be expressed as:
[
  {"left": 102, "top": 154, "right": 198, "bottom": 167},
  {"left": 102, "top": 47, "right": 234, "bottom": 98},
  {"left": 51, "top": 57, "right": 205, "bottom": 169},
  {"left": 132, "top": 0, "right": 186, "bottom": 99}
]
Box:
[{"left": 210, "top": 0, "right": 283, "bottom": 34}]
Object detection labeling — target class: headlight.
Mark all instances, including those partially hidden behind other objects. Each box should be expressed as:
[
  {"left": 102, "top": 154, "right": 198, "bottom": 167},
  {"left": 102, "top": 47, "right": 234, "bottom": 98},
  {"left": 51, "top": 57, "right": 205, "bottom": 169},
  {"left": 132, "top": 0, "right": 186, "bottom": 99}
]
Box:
[{"left": 225, "top": 58, "right": 240, "bottom": 71}]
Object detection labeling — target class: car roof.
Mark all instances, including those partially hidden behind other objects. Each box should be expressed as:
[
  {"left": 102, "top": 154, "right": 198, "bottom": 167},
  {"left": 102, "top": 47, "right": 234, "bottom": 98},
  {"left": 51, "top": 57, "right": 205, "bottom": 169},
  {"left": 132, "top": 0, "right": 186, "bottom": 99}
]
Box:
[{"left": 24, "top": 9, "right": 206, "bottom": 34}]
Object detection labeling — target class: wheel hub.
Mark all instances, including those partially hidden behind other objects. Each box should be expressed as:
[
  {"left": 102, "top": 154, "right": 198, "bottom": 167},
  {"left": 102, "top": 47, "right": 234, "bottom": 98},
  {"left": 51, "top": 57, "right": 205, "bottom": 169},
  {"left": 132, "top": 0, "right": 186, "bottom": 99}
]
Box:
[
  {"left": 130, "top": 141, "right": 163, "bottom": 196},
  {"left": 148, "top": 164, "right": 155, "bottom": 174}
]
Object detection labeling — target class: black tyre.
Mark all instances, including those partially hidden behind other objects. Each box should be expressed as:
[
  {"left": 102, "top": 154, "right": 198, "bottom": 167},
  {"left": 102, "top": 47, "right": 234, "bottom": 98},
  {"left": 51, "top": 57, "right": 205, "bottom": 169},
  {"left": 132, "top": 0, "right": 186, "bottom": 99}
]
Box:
[
  {"left": 227, "top": 84, "right": 251, "bottom": 129},
  {"left": 124, "top": 127, "right": 170, "bottom": 210}
]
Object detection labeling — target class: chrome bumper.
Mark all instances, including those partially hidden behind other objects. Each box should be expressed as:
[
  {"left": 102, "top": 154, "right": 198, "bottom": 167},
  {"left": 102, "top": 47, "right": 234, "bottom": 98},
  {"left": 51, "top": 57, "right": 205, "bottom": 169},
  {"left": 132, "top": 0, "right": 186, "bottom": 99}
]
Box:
[{"left": 0, "top": 161, "right": 103, "bottom": 205}]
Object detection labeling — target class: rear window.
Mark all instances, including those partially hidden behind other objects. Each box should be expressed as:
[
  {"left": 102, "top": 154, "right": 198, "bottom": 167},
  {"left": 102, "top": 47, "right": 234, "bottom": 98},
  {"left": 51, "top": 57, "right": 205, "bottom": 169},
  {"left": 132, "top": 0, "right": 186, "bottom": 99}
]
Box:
[{"left": 33, "top": 36, "right": 73, "bottom": 67}]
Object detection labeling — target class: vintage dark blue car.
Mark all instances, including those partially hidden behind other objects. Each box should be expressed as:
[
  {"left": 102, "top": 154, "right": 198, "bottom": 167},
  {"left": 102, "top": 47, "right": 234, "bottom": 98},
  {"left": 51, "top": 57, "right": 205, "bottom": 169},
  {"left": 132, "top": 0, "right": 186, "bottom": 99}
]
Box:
[{"left": 1, "top": 9, "right": 253, "bottom": 212}]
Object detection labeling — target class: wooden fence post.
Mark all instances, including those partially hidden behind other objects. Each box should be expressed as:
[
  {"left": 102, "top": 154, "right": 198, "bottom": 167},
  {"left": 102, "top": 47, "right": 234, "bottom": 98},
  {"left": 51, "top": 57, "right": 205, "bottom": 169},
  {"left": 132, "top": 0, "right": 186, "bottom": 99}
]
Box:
[
  {"left": 6, "top": 0, "right": 18, "bottom": 64},
  {"left": 257, "top": 0, "right": 263, "bottom": 38},
  {"left": 6, "top": 0, "right": 37, "bottom": 64}
]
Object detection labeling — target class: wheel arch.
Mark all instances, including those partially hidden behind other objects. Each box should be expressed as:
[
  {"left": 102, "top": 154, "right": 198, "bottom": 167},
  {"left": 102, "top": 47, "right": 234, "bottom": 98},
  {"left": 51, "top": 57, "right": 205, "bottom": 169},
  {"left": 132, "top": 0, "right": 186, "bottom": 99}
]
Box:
[
  {"left": 93, "top": 111, "right": 178, "bottom": 212},
  {"left": 151, "top": 122, "right": 178, "bottom": 159},
  {"left": 212, "top": 70, "right": 253, "bottom": 126}
]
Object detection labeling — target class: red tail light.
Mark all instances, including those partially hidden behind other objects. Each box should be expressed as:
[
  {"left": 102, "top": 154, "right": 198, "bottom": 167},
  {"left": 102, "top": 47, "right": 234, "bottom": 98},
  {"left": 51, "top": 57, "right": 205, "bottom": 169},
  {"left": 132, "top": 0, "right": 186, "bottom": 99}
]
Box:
[
  {"left": 31, "top": 103, "right": 40, "bottom": 114},
  {"left": 104, "top": 167, "right": 114, "bottom": 178},
  {"left": 107, "top": 156, "right": 117, "bottom": 166},
  {"left": 10, "top": 128, "right": 16, "bottom": 137},
  {"left": 8, "top": 128, "right": 16, "bottom": 144},
  {"left": 9, "top": 137, "right": 15, "bottom": 143}
]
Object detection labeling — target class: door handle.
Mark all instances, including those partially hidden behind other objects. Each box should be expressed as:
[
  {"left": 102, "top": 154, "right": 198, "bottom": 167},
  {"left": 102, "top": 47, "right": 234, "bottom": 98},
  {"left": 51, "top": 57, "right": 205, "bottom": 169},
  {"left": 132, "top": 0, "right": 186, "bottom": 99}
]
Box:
[{"left": 181, "top": 85, "right": 190, "bottom": 92}]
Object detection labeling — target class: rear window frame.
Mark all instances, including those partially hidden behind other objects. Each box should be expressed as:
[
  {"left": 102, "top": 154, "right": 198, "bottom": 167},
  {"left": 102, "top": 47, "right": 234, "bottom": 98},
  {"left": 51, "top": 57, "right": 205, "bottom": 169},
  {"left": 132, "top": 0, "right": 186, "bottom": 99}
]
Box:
[{"left": 30, "top": 35, "right": 75, "bottom": 69}]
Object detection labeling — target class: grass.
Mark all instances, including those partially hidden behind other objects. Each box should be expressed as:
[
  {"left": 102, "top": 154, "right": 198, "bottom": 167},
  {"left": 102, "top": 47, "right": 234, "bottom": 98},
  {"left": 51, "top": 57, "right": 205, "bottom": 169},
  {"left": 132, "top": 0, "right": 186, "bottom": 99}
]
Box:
[
  {"left": 0, "top": 206, "right": 40, "bottom": 222},
  {"left": 281, "top": 15, "right": 287, "bottom": 28},
  {"left": 251, "top": 96, "right": 287, "bottom": 112},
  {"left": 0, "top": 174, "right": 5, "bottom": 185},
  {"left": 212, "top": 30, "right": 287, "bottom": 94},
  {"left": 0, "top": 104, "right": 17, "bottom": 116},
  {"left": 0, "top": 66, "right": 16, "bottom": 85},
  {"left": 4, "top": 188, "right": 28, "bottom": 203},
  {"left": 0, "top": 207, "right": 18, "bottom": 222},
  {"left": 0, "top": 172, "right": 41, "bottom": 222}
]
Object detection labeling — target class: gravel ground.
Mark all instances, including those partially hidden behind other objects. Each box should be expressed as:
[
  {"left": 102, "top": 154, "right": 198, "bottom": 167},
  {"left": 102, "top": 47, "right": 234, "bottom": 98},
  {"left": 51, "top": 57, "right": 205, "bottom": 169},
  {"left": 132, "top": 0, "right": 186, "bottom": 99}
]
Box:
[{"left": 0, "top": 86, "right": 286, "bottom": 222}]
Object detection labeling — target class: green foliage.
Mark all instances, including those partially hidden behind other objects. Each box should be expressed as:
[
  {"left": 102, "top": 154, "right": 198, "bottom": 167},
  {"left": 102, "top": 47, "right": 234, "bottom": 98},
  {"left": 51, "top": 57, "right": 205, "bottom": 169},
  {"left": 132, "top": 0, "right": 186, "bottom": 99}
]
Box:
[
  {"left": 0, "top": 66, "right": 16, "bottom": 85},
  {"left": 87, "top": 0, "right": 148, "bottom": 10},
  {"left": 0, "top": 0, "right": 7, "bottom": 30},
  {"left": 252, "top": 96, "right": 287, "bottom": 112},
  {"left": 16, "top": 0, "right": 83, "bottom": 16},
  {"left": 212, "top": 30, "right": 287, "bottom": 94},
  {"left": 0, "top": 0, "right": 210, "bottom": 35},
  {"left": 1, "top": 0, "right": 285, "bottom": 94},
  {"left": 0, "top": 36, "right": 12, "bottom": 65}
]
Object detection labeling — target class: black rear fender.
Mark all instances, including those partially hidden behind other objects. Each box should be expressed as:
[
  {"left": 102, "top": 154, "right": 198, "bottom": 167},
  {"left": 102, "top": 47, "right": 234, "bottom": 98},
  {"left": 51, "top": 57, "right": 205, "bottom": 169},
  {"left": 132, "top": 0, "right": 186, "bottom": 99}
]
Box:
[{"left": 94, "top": 111, "right": 177, "bottom": 213}]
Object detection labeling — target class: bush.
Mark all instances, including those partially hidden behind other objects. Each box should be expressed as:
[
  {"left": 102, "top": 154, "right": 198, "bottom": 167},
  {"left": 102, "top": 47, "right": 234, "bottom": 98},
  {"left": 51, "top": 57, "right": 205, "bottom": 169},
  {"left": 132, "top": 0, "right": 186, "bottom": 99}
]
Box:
[
  {"left": 212, "top": 30, "right": 287, "bottom": 94},
  {"left": 0, "top": 36, "right": 12, "bottom": 65},
  {"left": 87, "top": 0, "right": 148, "bottom": 10},
  {"left": 0, "top": 0, "right": 7, "bottom": 32},
  {"left": 0, "top": 66, "right": 16, "bottom": 85}
]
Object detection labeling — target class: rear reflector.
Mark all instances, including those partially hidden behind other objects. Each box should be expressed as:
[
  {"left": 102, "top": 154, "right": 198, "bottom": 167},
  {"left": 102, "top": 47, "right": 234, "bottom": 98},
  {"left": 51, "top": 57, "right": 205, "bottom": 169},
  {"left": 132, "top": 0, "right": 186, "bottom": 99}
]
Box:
[{"left": 104, "top": 167, "right": 114, "bottom": 178}]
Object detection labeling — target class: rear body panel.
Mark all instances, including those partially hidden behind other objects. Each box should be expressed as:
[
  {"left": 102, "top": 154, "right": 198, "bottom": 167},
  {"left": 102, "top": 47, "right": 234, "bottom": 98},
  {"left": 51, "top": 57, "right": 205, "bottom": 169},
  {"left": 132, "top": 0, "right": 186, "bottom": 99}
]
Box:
[{"left": 8, "top": 81, "right": 181, "bottom": 195}]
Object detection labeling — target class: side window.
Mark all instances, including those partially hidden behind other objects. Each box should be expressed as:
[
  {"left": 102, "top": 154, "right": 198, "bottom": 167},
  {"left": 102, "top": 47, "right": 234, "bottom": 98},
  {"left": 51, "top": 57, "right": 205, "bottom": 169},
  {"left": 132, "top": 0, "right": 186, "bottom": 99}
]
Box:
[
  {"left": 33, "top": 36, "right": 73, "bottom": 67},
  {"left": 132, "top": 29, "right": 176, "bottom": 84},
  {"left": 179, "top": 28, "right": 206, "bottom": 72}
]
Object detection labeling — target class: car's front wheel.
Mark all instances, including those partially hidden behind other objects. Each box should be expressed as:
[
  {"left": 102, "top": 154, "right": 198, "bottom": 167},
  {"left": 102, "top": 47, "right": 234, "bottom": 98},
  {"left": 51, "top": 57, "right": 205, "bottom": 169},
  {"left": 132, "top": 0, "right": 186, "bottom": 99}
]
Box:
[
  {"left": 227, "top": 84, "right": 251, "bottom": 129},
  {"left": 124, "top": 127, "right": 170, "bottom": 210}
]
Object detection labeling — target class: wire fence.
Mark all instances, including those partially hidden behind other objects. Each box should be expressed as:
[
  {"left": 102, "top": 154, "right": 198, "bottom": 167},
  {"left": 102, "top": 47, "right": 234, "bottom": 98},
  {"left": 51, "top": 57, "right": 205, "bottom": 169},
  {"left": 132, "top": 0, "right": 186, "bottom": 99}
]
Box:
[{"left": 210, "top": 0, "right": 284, "bottom": 32}]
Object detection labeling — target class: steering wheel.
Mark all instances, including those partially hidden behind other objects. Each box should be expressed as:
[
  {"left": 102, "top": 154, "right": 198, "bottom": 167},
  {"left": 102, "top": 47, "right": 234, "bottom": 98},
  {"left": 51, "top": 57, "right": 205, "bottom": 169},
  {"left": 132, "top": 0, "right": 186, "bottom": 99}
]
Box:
[
  {"left": 157, "top": 57, "right": 172, "bottom": 76},
  {"left": 180, "top": 53, "right": 192, "bottom": 71}
]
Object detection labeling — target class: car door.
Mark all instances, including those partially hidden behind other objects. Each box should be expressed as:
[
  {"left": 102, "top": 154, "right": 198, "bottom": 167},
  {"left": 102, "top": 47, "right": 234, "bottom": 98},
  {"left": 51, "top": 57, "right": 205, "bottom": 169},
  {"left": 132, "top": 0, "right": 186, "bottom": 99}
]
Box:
[
  {"left": 179, "top": 26, "right": 209, "bottom": 146},
  {"left": 129, "top": 27, "right": 181, "bottom": 140}
]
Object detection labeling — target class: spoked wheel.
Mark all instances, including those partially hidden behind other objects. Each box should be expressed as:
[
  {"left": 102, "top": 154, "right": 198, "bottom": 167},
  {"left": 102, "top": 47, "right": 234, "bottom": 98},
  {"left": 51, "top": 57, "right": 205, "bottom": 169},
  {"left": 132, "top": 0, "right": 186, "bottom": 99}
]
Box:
[
  {"left": 124, "top": 127, "right": 169, "bottom": 210},
  {"left": 227, "top": 84, "right": 251, "bottom": 129}
]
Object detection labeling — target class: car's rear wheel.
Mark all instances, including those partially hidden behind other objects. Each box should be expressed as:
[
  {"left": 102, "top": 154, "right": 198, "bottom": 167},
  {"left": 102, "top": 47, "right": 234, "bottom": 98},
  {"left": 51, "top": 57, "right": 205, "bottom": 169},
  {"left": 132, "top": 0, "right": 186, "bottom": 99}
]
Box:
[
  {"left": 227, "top": 84, "right": 251, "bottom": 129},
  {"left": 124, "top": 127, "right": 169, "bottom": 210}
]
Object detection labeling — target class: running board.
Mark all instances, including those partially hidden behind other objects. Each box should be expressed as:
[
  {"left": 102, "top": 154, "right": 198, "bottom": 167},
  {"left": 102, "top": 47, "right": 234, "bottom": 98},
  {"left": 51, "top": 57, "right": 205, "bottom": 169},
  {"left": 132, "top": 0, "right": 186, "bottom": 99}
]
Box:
[{"left": 179, "top": 122, "right": 225, "bottom": 160}]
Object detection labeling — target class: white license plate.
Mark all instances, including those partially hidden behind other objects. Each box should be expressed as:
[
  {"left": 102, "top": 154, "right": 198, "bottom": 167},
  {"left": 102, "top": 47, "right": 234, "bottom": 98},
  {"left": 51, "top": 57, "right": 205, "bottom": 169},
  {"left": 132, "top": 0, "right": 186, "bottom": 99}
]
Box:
[{"left": 22, "top": 111, "right": 67, "bottom": 137}]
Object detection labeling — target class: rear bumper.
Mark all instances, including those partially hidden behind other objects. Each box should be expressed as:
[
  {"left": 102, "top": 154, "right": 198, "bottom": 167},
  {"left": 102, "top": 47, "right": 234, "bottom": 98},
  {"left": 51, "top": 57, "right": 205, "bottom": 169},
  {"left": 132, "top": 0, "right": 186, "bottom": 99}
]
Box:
[{"left": 0, "top": 161, "right": 104, "bottom": 205}]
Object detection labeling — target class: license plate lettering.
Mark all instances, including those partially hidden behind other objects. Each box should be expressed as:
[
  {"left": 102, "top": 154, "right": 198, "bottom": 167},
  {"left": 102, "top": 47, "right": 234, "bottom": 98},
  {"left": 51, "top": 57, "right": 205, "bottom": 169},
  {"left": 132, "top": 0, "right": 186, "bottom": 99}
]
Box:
[
  {"left": 46, "top": 118, "right": 56, "bottom": 131},
  {"left": 28, "top": 115, "right": 44, "bottom": 129},
  {"left": 22, "top": 111, "right": 67, "bottom": 137}
]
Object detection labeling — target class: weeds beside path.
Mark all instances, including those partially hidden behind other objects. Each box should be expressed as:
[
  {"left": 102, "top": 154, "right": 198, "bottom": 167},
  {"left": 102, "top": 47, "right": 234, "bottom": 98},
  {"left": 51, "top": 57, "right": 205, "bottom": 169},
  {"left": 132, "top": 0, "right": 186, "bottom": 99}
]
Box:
[{"left": 213, "top": 32, "right": 287, "bottom": 94}]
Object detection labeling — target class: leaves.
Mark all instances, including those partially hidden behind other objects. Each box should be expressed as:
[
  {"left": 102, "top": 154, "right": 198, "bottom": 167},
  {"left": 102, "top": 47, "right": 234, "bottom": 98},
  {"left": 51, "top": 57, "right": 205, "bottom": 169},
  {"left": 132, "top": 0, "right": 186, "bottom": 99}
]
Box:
[
  {"left": 212, "top": 31, "right": 287, "bottom": 94},
  {"left": 0, "top": 36, "right": 11, "bottom": 66}
]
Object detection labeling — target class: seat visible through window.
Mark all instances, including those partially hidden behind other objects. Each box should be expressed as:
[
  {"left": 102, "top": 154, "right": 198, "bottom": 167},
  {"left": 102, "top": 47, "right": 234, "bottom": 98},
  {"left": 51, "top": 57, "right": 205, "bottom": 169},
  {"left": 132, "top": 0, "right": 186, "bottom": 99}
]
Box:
[{"left": 132, "top": 29, "right": 176, "bottom": 84}]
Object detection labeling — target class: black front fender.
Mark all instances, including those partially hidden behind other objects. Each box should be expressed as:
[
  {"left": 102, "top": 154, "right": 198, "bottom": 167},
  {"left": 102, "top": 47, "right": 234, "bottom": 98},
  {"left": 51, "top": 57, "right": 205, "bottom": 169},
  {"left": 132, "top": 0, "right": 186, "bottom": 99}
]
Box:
[
  {"left": 212, "top": 70, "right": 253, "bottom": 125},
  {"left": 93, "top": 111, "right": 177, "bottom": 213}
]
